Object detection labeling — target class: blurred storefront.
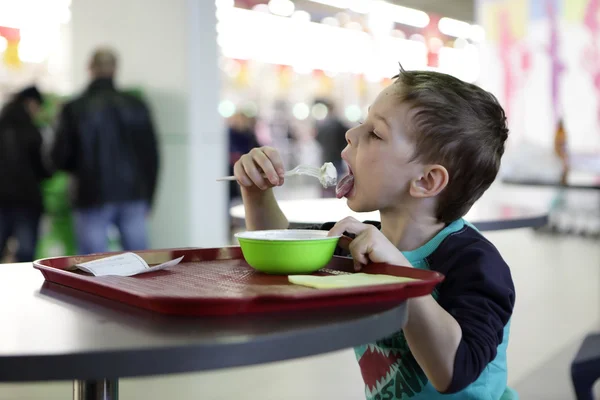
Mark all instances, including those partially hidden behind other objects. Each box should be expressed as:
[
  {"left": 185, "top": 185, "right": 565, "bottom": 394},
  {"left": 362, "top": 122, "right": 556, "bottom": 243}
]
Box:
[
  {"left": 217, "top": 0, "right": 485, "bottom": 155},
  {"left": 0, "top": 0, "right": 488, "bottom": 254},
  {"left": 477, "top": 0, "right": 600, "bottom": 157},
  {"left": 0, "top": 0, "right": 71, "bottom": 103}
]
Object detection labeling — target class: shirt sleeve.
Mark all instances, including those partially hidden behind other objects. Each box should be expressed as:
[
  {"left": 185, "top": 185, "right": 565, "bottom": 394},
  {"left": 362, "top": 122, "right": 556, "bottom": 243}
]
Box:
[{"left": 435, "top": 242, "right": 515, "bottom": 394}]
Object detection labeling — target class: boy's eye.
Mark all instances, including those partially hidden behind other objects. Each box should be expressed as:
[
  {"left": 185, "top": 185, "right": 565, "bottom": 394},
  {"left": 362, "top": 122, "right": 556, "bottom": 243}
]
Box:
[{"left": 369, "top": 132, "right": 381, "bottom": 140}]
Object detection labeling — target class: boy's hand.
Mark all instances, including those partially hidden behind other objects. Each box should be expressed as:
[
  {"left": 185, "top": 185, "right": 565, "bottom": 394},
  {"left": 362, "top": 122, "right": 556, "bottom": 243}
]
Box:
[
  {"left": 328, "top": 217, "right": 411, "bottom": 271},
  {"left": 233, "top": 147, "right": 286, "bottom": 191}
]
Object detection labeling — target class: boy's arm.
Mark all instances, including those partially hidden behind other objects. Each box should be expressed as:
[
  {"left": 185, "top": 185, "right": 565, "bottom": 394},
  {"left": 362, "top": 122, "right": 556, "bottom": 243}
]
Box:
[
  {"left": 241, "top": 187, "right": 288, "bottom": 231},
  {"left": 403, "top": 296, "right": 461, "bottom": 391},
  {"left": 403, "top": 244, "right": 515, "bottom": 393},
  {"left": 326, "top": 218, "right": 515, "bottom": 393},
  {"left": 235, "top": 147, "right": 288, "bottom": 231}
]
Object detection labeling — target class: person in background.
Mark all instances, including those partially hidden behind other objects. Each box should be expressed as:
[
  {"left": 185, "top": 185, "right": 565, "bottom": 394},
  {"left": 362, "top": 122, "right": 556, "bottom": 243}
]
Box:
[
  {"left": 51, "top": 48, "right": 159, "bottom": 255},
  {"left": 554, "top": 119, "right": 568, "bottom": 185},
  {"left": 228, "top": 112, "right": 259, "bottom": 201},
  {"left": 314, "top": 99, "right": 348, "bottom": 196},
  {"left": 0, "top": 86, "right": 52, "bottom": 262}
]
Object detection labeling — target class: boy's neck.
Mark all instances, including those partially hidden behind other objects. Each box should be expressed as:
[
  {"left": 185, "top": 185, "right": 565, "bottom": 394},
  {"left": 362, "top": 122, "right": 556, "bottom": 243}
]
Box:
[{"left": 379, "top": 209, "right": 445, "bottom": 252}]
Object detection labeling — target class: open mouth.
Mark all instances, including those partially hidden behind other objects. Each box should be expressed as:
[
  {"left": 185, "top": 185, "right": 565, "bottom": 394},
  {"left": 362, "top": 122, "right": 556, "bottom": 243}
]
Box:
[{"left": 335, "top": 164, "right": 355, "bottom": 199}]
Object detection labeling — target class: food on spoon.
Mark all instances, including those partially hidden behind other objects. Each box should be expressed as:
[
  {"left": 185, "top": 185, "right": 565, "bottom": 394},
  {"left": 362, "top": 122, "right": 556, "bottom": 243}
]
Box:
[{"left": 319, "top": 162, "right": 338, "bottom": 188}]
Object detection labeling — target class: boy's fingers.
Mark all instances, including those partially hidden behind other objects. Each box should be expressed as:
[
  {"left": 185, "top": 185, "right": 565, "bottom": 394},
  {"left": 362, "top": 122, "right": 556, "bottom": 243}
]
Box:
[
  {"left": 353, "top": 260, "right": 364, "bottom": 272},
  {"left": 337, "top": 235, "right": 353, "bottom": 251},
  {"left": 328, "top": 217, "right": 369, "bottom": 237},
  {"left": 241, "top": 157, "right": 268, "bottom": 190},
  {"left": 349, "top": 235, "right": 371, "bottom": 266},
  {"left": 262, "top": 147, "right": 286, "bottom": 178},
  {"left": 251, "top": 149, "right": 279, "bottom": 185},
  {"left": 233, "top": 159, "right": 252, "bottom": 187}
]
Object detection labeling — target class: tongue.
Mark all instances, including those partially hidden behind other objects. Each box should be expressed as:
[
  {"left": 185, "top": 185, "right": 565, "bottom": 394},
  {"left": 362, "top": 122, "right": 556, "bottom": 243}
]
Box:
[{"left": 336, "top": 174, "right": 355, "bottom": 199}]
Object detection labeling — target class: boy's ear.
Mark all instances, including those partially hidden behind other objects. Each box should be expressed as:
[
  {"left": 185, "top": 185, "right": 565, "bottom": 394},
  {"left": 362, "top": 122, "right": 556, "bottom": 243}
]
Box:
[{"left": 409, "top": 164, "right": 449, "bottom": 198}]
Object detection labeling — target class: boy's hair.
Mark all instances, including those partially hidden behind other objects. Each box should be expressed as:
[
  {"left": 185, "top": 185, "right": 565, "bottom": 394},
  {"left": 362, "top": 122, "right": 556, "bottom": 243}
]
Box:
[{"left": 394, "top": 66, "right": 509, "bottom": 223}]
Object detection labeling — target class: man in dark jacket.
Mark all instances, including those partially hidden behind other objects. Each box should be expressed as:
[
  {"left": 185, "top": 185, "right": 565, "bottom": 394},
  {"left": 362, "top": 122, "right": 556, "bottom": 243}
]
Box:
[
  {"left": 314, "top": 99, "right": 348, "bottom": 172},
  {"left": 52, "top": 48, "right": 159, "bottom": 254},
  {"left": 0, "top": 86, "right": 51, "bottom": 262},
  {"left": 314, "top": 99, "right": 348, "bottom": 197}
]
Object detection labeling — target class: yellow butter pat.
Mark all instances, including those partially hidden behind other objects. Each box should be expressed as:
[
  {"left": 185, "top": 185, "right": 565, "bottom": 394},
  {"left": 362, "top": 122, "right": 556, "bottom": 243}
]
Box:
[{"left": 288, "top": 273, "right": 417, "bottom": 289}]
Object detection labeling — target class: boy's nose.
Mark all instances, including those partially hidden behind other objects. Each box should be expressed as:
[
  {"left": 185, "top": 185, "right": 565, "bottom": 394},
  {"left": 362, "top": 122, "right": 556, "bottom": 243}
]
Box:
[
  {"left": 345, "top": 126, "right": 358, "bottom": 146},
  {"left": 341, "top": 146, "right": 349, "bottom": 161}
]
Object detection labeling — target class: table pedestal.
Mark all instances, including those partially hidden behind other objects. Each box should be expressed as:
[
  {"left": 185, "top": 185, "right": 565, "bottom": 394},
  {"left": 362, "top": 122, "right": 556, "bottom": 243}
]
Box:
[{"left": 73, "top": 379, "right": 118, "bottom": 400}]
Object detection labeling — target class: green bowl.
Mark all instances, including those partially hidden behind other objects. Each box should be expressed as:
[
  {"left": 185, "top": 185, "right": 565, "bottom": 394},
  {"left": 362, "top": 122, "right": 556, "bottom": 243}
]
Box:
[{"left": 234, "top": 229, "right": 341, "bottom": 275}]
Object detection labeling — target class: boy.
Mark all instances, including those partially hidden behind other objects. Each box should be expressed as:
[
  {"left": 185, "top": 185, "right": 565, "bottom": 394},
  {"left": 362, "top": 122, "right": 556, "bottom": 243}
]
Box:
[{"left": 233, "top": 67, "right": 516, "bottom": 400}]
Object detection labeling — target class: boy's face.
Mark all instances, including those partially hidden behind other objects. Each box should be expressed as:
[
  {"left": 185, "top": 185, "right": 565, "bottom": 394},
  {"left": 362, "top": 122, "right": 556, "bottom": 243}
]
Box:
[{"left": 340, "top": 85, "right": 425, "bottom": 213}]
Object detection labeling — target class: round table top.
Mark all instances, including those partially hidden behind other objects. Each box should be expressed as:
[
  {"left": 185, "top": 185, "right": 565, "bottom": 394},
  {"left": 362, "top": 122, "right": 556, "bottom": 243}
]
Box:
[
  {"left": 230, "top": 196, "right": 549, "bottom": 232},
  {"left": 503, "top": 175, "right": 600, "bottom": 190},
  {"left": 0, "top": 263, "right": 407, "bottom": 382}
]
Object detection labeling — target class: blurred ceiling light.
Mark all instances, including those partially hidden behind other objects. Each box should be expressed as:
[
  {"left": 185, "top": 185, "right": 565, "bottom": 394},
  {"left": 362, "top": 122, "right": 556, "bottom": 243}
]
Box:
[
  {"left": 345, "top": 105, "right": 362, "bottom": 122},
  {"left": 438, "top": 17, "right": 485, "bottom": 42},
  {"left": 312, "top": 103, "right": 329, "bottom": 120},
  {"left": 409, "top": 33, "right": 425, "bottom": 43},
  {"left": 293, "top": 103, "right": 310, "bottom": 120},
  {"left": 309, "top": 0, "right": 348, "bottom": 8},
  {"left": 321, "top": 16, "right": 340, "bottom": 26},
  {"left": 291, "top": 10, "right": 311, "bottom": 22},
  {"left": 379, "top": 2, "right": 430, "bottom": 28},
  {"left": 308, "top": 0, "right": 430, "bottom": 28},
  {"left": 391, "top": 29, "right": 406, "bottom": 39},
  {"left": 348, "top": 0, "right": 370, "bottom": 14},
  {"left": 438, "top": 17, "right": 470, "bottom": 37},
  {"left": 346, "top": 21, "right": 363, "bottom": 30},
  {"left": 218, "top": 100, "right": 236, "bottom": 118},
  {"left": 453, "top": 37, "right": 468, "bottom": 49},
  {"left": 335, "top": 12, "right": 351, "bottom": 25},
  {"left": 268, "top": 0, "right": 295, "bottom": 17},
  {"left": 367, "top": 0, "right": 394, "bottom": 37},
  {"left": 217, "top": 7, "right": 476, "bottom": 79}
]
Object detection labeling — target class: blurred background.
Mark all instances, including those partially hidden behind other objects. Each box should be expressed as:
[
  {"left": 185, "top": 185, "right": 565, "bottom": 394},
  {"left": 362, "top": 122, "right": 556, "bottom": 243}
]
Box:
[{"left": 1, "top": 0, "right": 600, "bottom": 399}]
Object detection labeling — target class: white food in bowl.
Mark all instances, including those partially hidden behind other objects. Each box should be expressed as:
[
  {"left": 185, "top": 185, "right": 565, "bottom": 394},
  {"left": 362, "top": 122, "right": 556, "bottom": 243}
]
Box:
[{"left": 235, "top": 229, "right": 341, "bottom": 241}]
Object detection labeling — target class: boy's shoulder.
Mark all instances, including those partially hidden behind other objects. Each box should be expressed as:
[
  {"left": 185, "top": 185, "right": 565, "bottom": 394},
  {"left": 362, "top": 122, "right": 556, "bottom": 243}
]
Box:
[{"left": 427, "top": 223, "right": 514, "bottom": 292}]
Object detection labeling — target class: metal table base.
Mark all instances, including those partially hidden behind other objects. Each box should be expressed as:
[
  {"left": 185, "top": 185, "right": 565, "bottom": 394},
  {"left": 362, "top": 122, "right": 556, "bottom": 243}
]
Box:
[{"left": 74, "top": 380, "right": 118, "bottom": 400}]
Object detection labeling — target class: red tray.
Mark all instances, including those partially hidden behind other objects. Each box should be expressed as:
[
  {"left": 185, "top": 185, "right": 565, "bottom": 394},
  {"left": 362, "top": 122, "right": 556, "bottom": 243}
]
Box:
[{"left": 33, "top": 247, "right": 444, "bottom": 316}]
